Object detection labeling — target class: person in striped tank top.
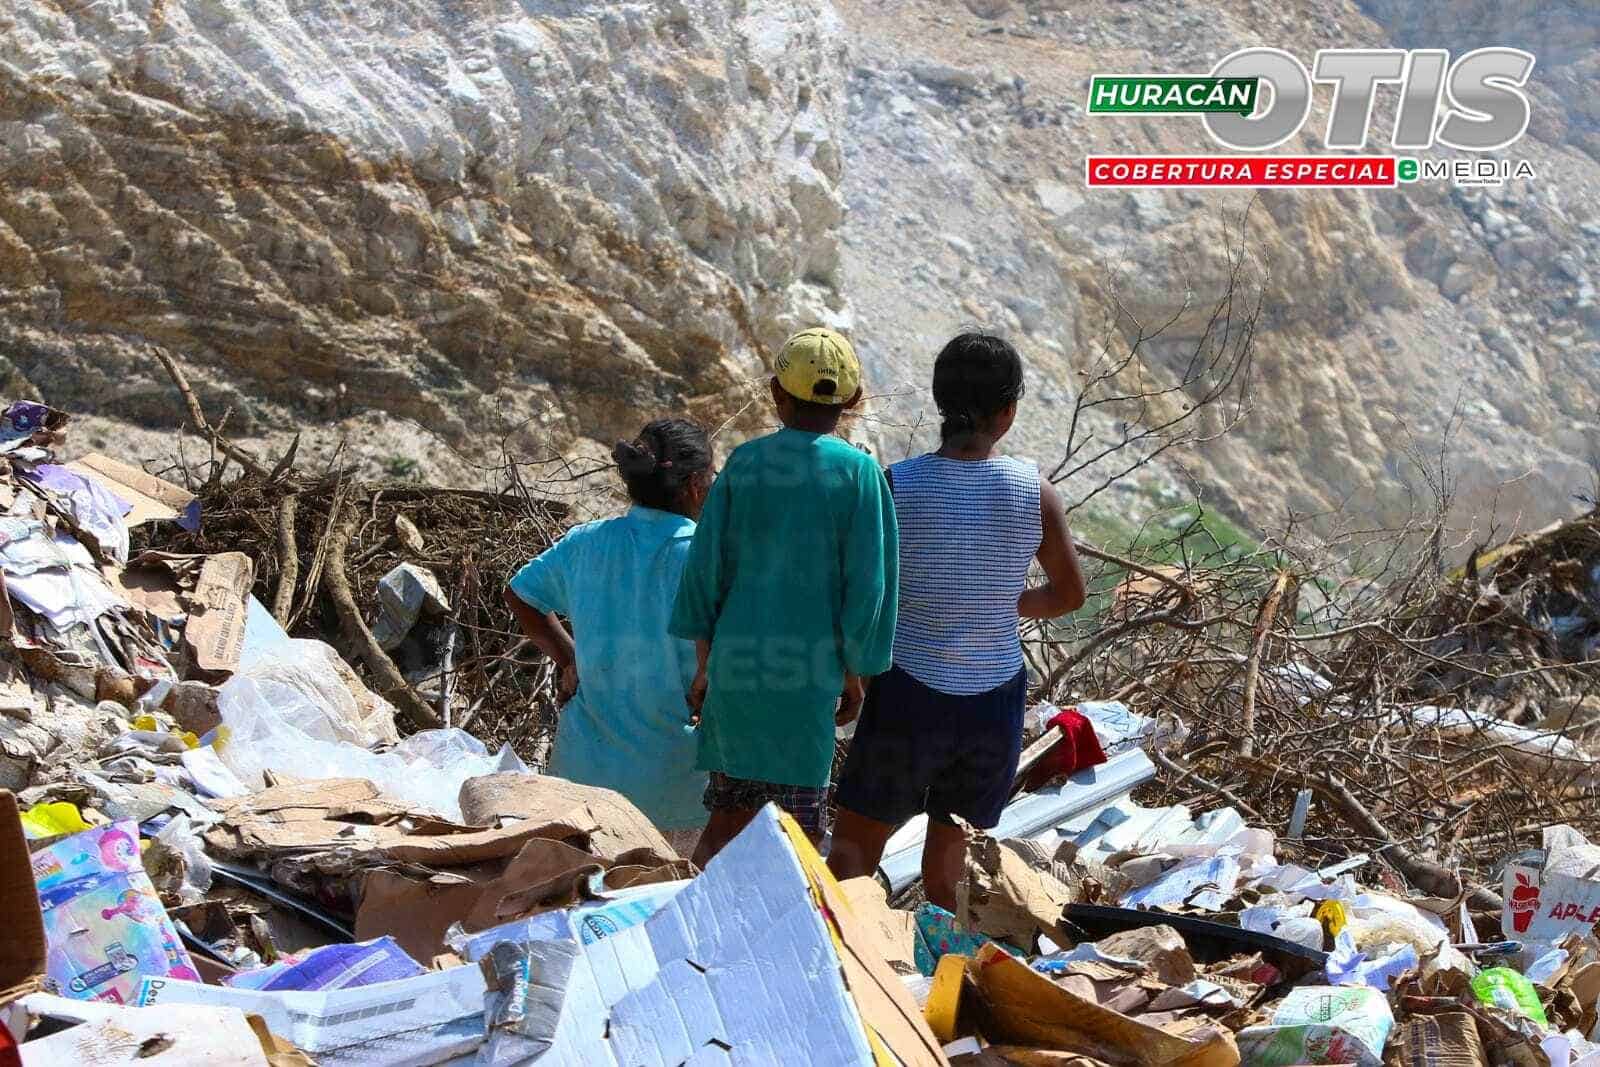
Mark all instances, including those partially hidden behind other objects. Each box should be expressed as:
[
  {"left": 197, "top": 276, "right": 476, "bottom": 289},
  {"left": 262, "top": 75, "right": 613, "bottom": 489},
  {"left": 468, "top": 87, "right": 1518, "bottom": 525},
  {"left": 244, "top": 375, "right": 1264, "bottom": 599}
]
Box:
[{"left": 827, "top": 332, "right": 1086, "bottom": 911}]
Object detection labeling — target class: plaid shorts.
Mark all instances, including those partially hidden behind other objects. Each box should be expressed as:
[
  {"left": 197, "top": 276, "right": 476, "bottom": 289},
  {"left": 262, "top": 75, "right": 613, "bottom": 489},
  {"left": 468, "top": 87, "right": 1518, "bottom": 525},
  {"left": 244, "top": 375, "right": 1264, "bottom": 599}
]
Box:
[{"left": 703, "top": 772, "right": 830, "bottom": 837}]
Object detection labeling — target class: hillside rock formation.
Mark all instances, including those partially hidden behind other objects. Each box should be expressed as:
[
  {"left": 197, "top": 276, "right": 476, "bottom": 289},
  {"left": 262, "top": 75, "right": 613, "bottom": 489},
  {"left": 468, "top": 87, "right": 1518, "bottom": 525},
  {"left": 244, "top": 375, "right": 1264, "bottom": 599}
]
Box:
[
  {"left": 0, "top": 0, "right": 847, "bottom": 477},
  {"left": 839, "top": 0, "right": 1600, "bottom": 536},
  {"left": 3, "top": 0, "right": 1597, "bottom": 541}
]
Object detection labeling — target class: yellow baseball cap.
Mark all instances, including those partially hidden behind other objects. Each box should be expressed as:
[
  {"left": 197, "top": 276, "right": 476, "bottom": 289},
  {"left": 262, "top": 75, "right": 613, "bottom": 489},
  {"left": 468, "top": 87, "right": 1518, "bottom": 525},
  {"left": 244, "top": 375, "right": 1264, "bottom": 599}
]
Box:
[{"left": 775, "top": 327, "right": 860, "bottom": 405}]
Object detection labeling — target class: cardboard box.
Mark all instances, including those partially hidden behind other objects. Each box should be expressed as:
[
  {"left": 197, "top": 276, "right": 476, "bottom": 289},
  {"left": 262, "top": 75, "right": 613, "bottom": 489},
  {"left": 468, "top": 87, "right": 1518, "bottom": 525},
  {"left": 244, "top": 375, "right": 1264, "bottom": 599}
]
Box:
[
  {"left": 0, "top": 791, "right": 46, "bottom": 1019},
  {"left": 64, "top": 454, "right": 199, "bottom": 532},
  {"left": 483, "top": 804, "right": 949, "bottom": 1066}
]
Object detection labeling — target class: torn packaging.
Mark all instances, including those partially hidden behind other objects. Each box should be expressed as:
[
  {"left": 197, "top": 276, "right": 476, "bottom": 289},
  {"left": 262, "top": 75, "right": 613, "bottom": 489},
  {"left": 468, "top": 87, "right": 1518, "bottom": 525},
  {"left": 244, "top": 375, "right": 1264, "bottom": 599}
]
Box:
[
  {"left": 457, "top": 772, "right": 675, "bottom": 864},
  {"left": 0, "top": 791, "right": 46, "bottom": 1013},
  {"left": 357, "top": 837, "right": 607, "bottom": 963},
  {"left": 1383, "top": 1013, "right": 1487, "bottom": 1067},
  {"left": 201, "top": 775, "right": 663, "bottom": 862},
  {"left": 32, "top": 820, "right": 201, "bottom": 1002},
  {"left": 202, "top": 777, "right": 408, "bottom": 857},
  {"left": 841, "top": 876, "right": 919, "bottom": 975},
  {"left": 21, "top": 464, "right": 133, "bottom": 566},
  {"left": 962, "top": 944, "right": 1239, "bottom": 1067},
  {"left": 1039, "top": 926, "right": 1198, "bottom": 989},
  {"left": 16, "top": 1002, "right": 271, "bottom": 1066},
  {"left": 493, "top": 805, "right": 948, "bottom": 1066},
  {"left": 206, "top": 775, "right": 681, "bottom": 961},
  {"left": 958, "top": 833, "right": 1077, "bottom": 952},
  {"left": 63, "top": 454, "right": 199, "bottom": 533},
  {"left": 1236, "top": 986, "right": 1394, "bottom": 1067},
  {"left": 1502, "top": 825, "right": 1600, "bottom": 941},
  {"left": 118, "top": 551, "right": 253, "bottom": 678},
  {"left": 137, "top": 963, "right": 489, "bottom": 1067}
]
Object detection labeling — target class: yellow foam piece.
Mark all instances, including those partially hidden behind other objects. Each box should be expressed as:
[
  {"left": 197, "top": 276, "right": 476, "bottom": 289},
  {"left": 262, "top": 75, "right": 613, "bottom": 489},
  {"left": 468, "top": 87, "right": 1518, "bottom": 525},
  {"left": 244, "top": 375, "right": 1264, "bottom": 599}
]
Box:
[
  {"left": 924, "top": 953, "right": 968, "bottom": 1043},
  {"left": 19, "top": 802, "right": 91, "bottom": 840}
]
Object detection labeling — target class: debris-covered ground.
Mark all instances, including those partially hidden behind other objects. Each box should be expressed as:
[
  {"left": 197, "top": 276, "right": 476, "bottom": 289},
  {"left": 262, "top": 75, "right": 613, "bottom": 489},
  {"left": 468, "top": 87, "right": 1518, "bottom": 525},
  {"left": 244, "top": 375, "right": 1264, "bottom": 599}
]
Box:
[{"left": 3, "top": 389, "right": 1600, "bottom": 1066}]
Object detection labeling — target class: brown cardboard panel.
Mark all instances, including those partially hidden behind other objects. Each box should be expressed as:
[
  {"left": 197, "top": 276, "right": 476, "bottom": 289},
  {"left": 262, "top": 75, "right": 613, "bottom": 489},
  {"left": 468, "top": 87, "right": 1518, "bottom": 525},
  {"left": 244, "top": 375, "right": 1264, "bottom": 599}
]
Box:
[
  {"left": 66, "top": 453, "right": 197, "bottom": 529},
  {"left": 186, "top": 552, "right": 254, "bottom": 676},
  {"left": 0, "top": 790, "right": 45, "bottom": 999}
]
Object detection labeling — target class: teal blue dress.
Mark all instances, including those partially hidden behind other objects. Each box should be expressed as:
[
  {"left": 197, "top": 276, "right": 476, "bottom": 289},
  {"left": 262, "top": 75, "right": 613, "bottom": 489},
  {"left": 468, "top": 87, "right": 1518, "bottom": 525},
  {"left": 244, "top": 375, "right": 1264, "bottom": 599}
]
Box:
[{"left": 508, "top": 506, "right": 705, "bottom": 831}]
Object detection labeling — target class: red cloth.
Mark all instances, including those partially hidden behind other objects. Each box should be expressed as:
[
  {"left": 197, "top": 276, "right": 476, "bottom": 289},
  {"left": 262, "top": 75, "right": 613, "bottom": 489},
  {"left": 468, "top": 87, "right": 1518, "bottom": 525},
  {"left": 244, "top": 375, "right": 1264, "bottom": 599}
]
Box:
[
  {"left": 0, "top": 1020, "right": 19, "bottom": 1067},
  {"left": 1023, "top": 707, "right": 1107, "bottom": 789}
]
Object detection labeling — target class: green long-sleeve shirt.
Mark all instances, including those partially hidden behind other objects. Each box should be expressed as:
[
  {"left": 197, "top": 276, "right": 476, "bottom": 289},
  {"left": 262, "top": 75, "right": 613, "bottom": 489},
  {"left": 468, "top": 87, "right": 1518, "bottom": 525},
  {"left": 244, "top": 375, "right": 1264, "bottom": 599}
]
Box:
[{"left": 669, "top": 428, "right": 899, "bottom": 787}]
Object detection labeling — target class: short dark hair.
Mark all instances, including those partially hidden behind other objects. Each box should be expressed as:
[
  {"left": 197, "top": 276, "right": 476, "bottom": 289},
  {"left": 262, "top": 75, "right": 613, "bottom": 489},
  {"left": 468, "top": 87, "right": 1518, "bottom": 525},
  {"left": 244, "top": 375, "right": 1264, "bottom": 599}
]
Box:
[
  {"left": 932, "top": 332, "right": 1025, "bottom": 442},
  {"left": 611, "top": 418, "right": 712, "bottom": 510}
]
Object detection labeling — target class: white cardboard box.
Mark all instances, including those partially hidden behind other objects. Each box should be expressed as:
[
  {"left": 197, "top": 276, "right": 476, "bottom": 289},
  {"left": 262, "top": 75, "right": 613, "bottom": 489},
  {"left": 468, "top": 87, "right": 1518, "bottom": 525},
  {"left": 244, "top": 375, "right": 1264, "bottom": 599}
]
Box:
[{"left": 501, "top": 805, "right": 946, "bottom": 1066}]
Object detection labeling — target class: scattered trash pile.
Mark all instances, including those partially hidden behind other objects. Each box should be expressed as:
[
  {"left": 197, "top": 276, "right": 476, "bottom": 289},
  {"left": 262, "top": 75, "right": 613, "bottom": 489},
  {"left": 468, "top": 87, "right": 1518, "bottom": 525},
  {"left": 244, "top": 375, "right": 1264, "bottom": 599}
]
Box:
[
  {"left": 10, "top": 688, "right": 1600, "bottom": 1065},
  {"left": 6, "top": 389, "right": 1600, "bottom": 1064},
  {"left": 1040, "top": 506, "right": 1600, "bottom": 898},
  {"left": 136, "top": 452, "right": 572, "bottom": 762},
  {"left": 906, "top": 736, "right": 1600, "bottom": 1067}
]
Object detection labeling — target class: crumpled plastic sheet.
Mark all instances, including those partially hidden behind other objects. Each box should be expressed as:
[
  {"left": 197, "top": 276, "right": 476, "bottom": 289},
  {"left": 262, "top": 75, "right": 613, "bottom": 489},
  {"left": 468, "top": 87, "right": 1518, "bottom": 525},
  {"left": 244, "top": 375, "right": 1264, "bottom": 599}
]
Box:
[
  {"left": 216, "top": 666, "right": 529, "bottom": 821},
  {"left": 152, "top": 813, "right": 214, "bottom": 906},
  {"left": 224, "top": 639, "right": 398, "bottom": 749},
  {"left": 22, "top": 463, "right": 133, "bottom": 565},
  {"left": 1325, "top": 929, "right": 1418, "bottom": 990}
]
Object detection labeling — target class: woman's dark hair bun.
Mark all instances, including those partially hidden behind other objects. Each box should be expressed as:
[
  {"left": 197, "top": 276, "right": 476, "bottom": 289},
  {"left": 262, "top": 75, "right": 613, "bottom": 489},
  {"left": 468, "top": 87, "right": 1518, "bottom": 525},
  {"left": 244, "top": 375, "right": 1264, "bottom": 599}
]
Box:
[
  {"left": 613, "top": 418, "right": 713, "bottom": 511},
  {"left": 611, "top": 438, "right": 658, "bottom": 479},
  {"left": 932, "top": 331, "right": 1025, "bottom": 443}
]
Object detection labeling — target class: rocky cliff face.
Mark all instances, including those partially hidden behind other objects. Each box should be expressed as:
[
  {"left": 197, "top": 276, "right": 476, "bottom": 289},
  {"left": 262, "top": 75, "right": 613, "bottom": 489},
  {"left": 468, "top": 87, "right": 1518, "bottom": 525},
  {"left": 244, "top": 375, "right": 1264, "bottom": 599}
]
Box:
[
  {"left": 4, "top": 0, "right": 1597, "bottom": 542},
  {"left": 0, "top": 0, "right": 848, "bottom": 478},
  {"left": 838, "top": 0, "right": 1600, "bottom": 538}
]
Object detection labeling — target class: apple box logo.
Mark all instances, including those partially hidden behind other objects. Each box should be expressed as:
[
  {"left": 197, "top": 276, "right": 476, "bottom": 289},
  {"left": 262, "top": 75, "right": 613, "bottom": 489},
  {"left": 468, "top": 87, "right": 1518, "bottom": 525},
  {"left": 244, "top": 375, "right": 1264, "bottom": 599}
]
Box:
[{"left": 1510, "top": 872, "right": 1540, "bottom": 934}]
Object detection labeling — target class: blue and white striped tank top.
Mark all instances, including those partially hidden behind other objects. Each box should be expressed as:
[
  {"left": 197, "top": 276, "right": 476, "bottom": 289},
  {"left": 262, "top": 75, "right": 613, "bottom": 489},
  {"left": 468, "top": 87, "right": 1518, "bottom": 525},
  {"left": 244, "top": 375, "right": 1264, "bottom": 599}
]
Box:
[{"left": 889, "top": 453, "right": 1043, "bottom": 696}]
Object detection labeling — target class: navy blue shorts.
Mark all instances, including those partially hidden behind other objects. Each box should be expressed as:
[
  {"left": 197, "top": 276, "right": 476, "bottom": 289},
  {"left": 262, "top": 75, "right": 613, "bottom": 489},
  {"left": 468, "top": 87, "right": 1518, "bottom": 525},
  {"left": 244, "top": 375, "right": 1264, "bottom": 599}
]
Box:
[{"left": 834, "top": 664, "right": 1026, "bottom": 829}]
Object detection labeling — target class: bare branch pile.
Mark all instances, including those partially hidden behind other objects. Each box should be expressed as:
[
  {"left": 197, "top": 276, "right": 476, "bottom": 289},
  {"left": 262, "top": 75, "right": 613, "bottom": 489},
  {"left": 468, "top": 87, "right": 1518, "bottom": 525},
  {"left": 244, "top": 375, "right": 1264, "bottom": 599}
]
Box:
[{"left": 1030, "top": 505, "right": 1600, "bottom": 911}]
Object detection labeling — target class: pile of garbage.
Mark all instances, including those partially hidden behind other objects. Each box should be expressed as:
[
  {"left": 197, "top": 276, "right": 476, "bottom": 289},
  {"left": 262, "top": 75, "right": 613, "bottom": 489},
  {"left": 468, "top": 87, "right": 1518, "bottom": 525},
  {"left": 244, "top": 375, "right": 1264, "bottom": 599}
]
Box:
[
  {"left": 6, "top": 391, "right": 1600, "bottom": 1064},
  {"left": 8, "top": 689, "right": 1600, "bottom": 1066},
  {"left": 136, "top": 444, "right": 572, "bottom": 761},
  {"left": 1041, "top": 504, "right": 1600, "bottom": 892}
]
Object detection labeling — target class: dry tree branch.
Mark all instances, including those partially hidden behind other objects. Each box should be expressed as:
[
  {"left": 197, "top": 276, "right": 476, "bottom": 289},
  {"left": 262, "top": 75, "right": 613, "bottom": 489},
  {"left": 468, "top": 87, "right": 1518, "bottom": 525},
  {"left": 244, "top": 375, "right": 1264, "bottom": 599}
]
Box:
[
  {"left": 1050, "top": 201, "right": 1264, "bottom": 513},
  {"left": 322, "top": 498, "right": 443, "bottom": 731},
  {"left": 271, "top": 493, "right": 300, "bottom": 626},
  {"left": 151, "top": 345, "right": 271, "bottom": 480},
  {"left": 1239, "top": 571, "right": 1293, "bottom": 756}
]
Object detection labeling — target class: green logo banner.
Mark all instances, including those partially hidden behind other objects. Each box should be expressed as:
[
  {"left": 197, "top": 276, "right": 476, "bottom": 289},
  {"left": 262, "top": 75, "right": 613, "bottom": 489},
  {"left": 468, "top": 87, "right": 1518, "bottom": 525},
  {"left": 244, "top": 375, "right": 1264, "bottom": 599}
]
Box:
[{"left": 1088, "top": 77, "right": 1259, "bottom": 115}]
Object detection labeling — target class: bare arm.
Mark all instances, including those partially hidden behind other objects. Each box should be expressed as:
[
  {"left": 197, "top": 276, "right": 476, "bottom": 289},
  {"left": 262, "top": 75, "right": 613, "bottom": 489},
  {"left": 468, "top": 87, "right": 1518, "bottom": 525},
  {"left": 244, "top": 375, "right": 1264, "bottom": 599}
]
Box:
[
  {"left": 503, "top": 586, "right": 578, "bottom": 700},
  {"left": 1018, "top": 477, "right": 1087, "bottom": 619},
  {"left": 686, "top": 638, "right": 711, "bottom": 724}
]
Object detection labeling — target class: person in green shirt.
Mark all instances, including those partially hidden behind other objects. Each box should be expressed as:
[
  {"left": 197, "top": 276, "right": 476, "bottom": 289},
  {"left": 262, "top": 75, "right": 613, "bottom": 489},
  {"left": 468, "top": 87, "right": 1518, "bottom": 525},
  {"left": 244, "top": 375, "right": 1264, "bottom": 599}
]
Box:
[{"left": 670, "top": 327, "right": 899, "bottom": 866}]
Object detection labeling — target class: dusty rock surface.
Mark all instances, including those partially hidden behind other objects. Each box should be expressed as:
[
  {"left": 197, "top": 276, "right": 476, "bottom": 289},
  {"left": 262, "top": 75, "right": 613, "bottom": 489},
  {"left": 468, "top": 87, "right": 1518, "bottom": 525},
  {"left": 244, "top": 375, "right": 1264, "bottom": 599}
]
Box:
[
  {"left": 1, "top": 0, "right": 848, "bottom": 480},
  {"left": 3, "top": 0, "right": 1598, "bottom": 540},
  {"left": 839, "top": 0, "right": 1600, "bottom": 537}
]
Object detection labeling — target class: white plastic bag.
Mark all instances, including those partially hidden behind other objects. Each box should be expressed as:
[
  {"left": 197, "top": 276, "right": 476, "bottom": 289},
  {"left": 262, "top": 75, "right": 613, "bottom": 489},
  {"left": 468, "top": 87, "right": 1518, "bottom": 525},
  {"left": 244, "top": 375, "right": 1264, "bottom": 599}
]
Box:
[
  {"left": 151, "top": 814, "right": 214, "bottom": 906},
  {"left": 215, "top": 669, "right": 527, "bottom": 821},
  {"left": 227, "top": 639, "right": 396, "bottom": 748}
]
